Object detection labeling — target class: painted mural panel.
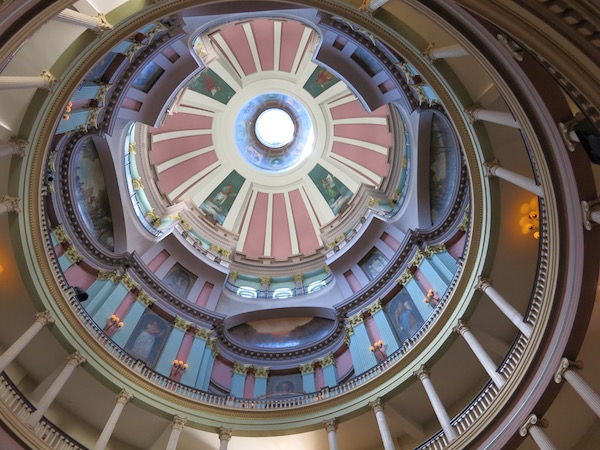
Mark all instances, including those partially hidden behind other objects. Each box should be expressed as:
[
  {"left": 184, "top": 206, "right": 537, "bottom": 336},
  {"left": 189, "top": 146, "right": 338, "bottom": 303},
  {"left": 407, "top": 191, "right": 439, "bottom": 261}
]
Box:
[
  {"left": 303, "top": 66, "right": 339, "bottom": 98},
  {"left": 124, "top": 309, "right": 171, "bottom": 368},
  {"left": 86, "top": 52, "right": 117, "bottom": 81},
  {"left": 72, "top": 137, "right": 115, "bottom": 251},
  {"left": 163, "top": 263, "right": 197, "bottom": 298},
  {"left": 228, "top": 317, "right": 335, "bottom": 349},
  {"left": 429, "top": 114, "right": 459, "bottom": 224},
  {"left": 384, "top": 290, "right": 425, "bottom": 343},
  {"left": 132, "top": 61, "right": 165, "bottom": 93},
  {"left": 266, "top": 374, "right": 303, "bottom": 397},
  {"left": 199, "top": 170, "right": 245, "bottom": 225},
  {"left": 188, "top": 68, "right": 235, "bottom": 105},
  {"left": 358, "top": 248, "right": 389, "bottom": 281},
  {"left": 308, "top": 164, "right": 353, "bottom": 215}
]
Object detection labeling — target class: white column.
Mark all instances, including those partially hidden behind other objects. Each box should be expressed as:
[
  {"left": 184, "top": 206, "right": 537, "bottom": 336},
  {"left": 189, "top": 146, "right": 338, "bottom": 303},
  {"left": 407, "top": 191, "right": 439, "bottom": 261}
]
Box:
[
  {"left": 218, "top": 427, "right": 232, "bottom": 450},
  {"left": 423, "top": 43, "right": 468, "bottom": 62},
  {"left": 0, "top": 136, "right": 28, "bottom": 158},
  {"left": 454, "top": 320, "right": 506, "bottom": 388},
  {"left": 476, "top": 277, "right": 533, "bottom": 338},
  {"left": 555, "top": 358, "right": 600, "bottom": 418},
  {"left": 369, "top": 398, "right": 395, "bottom": 450},
  {"left": 55, "top": 9, "right": 113, "bottom": 34},
  {"left": 414, "top": 366, "right": 458, "bottom": 442},
  {"left": 93, "top": 390, "right": 133, "bottom": 450},
  {"left": 484, "top": 161, "right": 544, "bottom": 198},
  {"left": 581, "top": 198, "right": 600, "bottom": 230},
  {"left": 0, "top": 71, "right": 58, "bottom": 91},
  {"left": 519, "top": 414, "right": 557, "bottom": 450},
  {"left": 0, "top": 195, "right": 21, "bottom": 215},
  {"left": 165, "top": 416, "right": 186, "bottom": 450},
  {"left": 465, "top": 104, "right": 520, "bottom": 128},
  {"left": 323, "top": 419, "right": 339, "bottom": 450},
  {"left": 0, "top": 311, "right": 54, "bottom": 373},
  {"left": 26, "top": 351, "right": 86, "bottom": 427},
  {"left": 359, "top": 0, "right": 389, "bottom": 13}
]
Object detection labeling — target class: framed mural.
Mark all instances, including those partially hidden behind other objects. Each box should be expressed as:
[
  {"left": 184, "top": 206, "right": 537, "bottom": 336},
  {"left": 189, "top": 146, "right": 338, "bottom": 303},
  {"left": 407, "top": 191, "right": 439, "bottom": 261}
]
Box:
[
  {"left": 86, "top": 52, "right": 117, "bottom": 82},
  {"left": 132, "top": 61, "right": 165, "bottom": 93},
  {"left": 227, "top": 317, "right": 335, "bottom": 350},
  {"left": 187, "top": 68, "right": 235, "bottom": 105},
  {"left": 303, "top": 66, "right": 339, "bottom": 98},
  {"left": 72, "top": 137, "right": 115, "bottom": 251},
  {"left": 308, "top": 164, "right": 353, "bottom": 215},
  {"left": 429, "top": 113, "right": 460, "bottom": 224},
  {"left": 267, "top": 374, "right": 303, "bottom": 397},
  {"left": 358, "top": 248, "right": 389, "bottom": 281},
  {"left": 124, "top": 309, "right": 171, "bottom": 368},
  {"left": 162, "top": 263, "right": 197, "bottom": 298},
  {"left": 384, "top": 290, "right": 425, "bottom": 343},
  {"left": 199, "top": 170, "right": 245, "bottom": 225}
]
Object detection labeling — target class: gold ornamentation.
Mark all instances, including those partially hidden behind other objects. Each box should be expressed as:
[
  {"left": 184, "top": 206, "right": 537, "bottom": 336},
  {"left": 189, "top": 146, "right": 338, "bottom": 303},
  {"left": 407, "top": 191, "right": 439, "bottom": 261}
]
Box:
[
  {"left": 293, "top": 273, "right": 304, "bottom": 283},
  {"left": 233, "top": 361, "right": 249, "bottom": 375},
  {"left": 146, "top": 209, "right": 162, "bottom": 228},
  {"left": 86, "top": 107, "right": 102, "bottom": 129},
  {"left": 422, "top": 42, "right": 437, "bottom": 63},
  {"left": 52, "top": 224, "right": 70, "bottom": 244},
  {"left": 128, "top": 142, "right": 136, "bottom": 155},
  {"left": 410, "top": 249, "right": 427, "bottom": 267},
  {"left": 228, "top": 271, "right": 238, "bottom": 281},
  {"left": 207, "top": 338, "right": 219, "bottom": 357},
  {"left": 319, "top": 353, "right": 335, "bottom": 368},
  {"left": 368, "top": 197, "right": 380, "bottom": 207},
  {"left": 348, "top": 312, "right": 364, "bottom": 326},
  {"left": 195, "top": 327, "right": 212, "bottom": 340},
  {"left": 179, "top": 218, "right": 192, "bottom": 231},
  {"left": 145, "top": 21, "right": 167, "bottom": 43},
  {"left": 344, "top": 325, "right": 354, "bottom": 345},
  {"left": 64, "top": 246, "right": 84, "bottom": 264},
  {"left": 298, "top": 362, "right": 315, "bottom": 375},
  {"left": 260, "top": 276, "right": 271, "bottom": 286},
  {"left": 132, "top": 177, "right": 143, "bottom": 191},
  {"left": 327, "top": 234, "right": 346, "bottom": 249},
  {"left": 396, "top": 268, "right": 413, "bottom": 285},
  {"left": 120, "top": 271, "right": 139, "bottom": 291},
  {"left": 323, "top": 265, "right": 330, "bottom": 274},
  {"left": 426, "top": 243, "right": 446, "bottom": 254},
  {"left": 98, "top": 269, "right": 121, "bottom": 284},
  {"left": 365, "top": 298, "right": 382, "bottom": 315},
  {"left": 174, "top": 315, "right": 191, "bottom": 331},
  {"left": 253, "top": 366, "right": 270, "bottom": 378},
  {"left": 136, "top": 289, "right": 155, "bottom": 307}
]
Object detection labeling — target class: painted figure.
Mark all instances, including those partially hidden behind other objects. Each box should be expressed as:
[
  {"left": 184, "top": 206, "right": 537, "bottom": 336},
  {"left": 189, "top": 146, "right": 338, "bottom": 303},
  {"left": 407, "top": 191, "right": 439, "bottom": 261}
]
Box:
[{"left": 131, "top": 320, "right": 164, "bottom": 360}]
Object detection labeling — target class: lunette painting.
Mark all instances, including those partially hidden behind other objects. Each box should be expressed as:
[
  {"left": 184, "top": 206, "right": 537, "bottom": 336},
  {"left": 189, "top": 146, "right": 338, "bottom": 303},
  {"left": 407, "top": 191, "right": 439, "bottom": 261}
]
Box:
[
  {"left": 384, "top": 289, "right": 426, "bottom": 343},
  {"left": 303, "top": 66, "right": 339, "bottom": 98},
  {"left": 429, "top": 114, "right": 459, "bottom": 224},
  {"left": 188, "top": 68, "right": 236, "bottom": 105},
  {"left": 266, "top": 374, "right": 303, "bottom": 397},
  {"left": 358, "top": 248, "right": 390, "bottom": 281},
  {"left": 308, "top": 164, "right": 353, "bottom": 215},
  {"left": 162, "top": 263, "right": 197, "bottom": 298},
  {"left": 199, "top": 170, "right": 245, "bottom": 225}
]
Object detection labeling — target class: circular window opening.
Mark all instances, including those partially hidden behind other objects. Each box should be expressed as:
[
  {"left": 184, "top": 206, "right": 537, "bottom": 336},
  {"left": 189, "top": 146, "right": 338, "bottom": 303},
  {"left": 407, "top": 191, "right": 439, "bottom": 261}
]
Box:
[{"left": 255, "top": 108, "right": 295, "bottom": 148}]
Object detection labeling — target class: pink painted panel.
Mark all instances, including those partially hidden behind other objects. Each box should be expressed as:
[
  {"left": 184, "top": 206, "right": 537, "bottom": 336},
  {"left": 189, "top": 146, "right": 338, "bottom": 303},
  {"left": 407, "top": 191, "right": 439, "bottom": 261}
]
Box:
[
  {"left": 157, "top": 150, "right": 219, "bottom": 194},
  {"left": 0, "top": 423, "right": 26, "bottom": 450},
  {"left": 251, "top": 19, "right": 275, "bottom": 71},
  {"left": 211, "top": 359, "right": 233, "bottom": 390},
  {"left": 336, "top": 349, "right": 353, "bottom": 378},
  {"left": 314, "top": 366, "right": 325, "bottom": 391},
  {"left": 147, "top": 250, "right": 170, "bottom": 272},
  {"left": 414, "top": 269, "right": 433, "bottom": 298},
  {"left": 288, "top": 190, "right": 319, "bottom": 255},
  {"left": 279, "top": 20, "right": 305, "bottom": 73},
  {"left": 381, "top": 232, "right": 400, "bottom": 251},
  {"left": 333, "top": 123, "right": 391, "bottom": 148},
  {"left": 150, "top": 134, "right": 213, "bottom": 165},
  {"left": 364, "top": 316, "right": 381, "bottom": 344},
  {"left": 344, "top": 270, "right": 361, "bottom": 294},
  {"left": 330, "top": 100, "right": 389, "bottom": 120},
  {"left": 195, "top": 282, "right": 214, "bottom": 307},
  {"left": 64, "top": 264, "right": 96, "bottom": 291},
  {"left": 242, "top": 192, "right": 268, "bottom": 259},
  {"left": 271, "top": 193, "right": 292, "bottom": 260},
  {"left": 244, "top": 372, "right": 254, "bottom": 399},
  {"left": 331, "top": 140, "right": 389, "bottom": 178},
  {"left": 218, "top": 24, "right": 257, "bottom": 76},
  {"left": 149, "top": 113, "right": 212, "bottom": 134},
  {"left": 171, "top": 330, "right": 195, "bottom": 381},
  {"left": 54, "top": 244, "right": 64, "bottom": 257},
  {"left": 448, "top": 232, "right": 467, "bottom": 260},
  {"left": 121, "top": 97, "right": 141, "bottom": 111},
  {"left": 112, "top": 292, "right": 136, "bottom": 322}
]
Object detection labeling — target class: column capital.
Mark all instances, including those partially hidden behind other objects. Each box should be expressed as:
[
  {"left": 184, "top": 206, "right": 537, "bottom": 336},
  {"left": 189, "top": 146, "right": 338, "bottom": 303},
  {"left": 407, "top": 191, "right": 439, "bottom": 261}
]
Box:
[
  {"left": 464, "top": 103, "right": 482, "bottom": 124},
  {"left": 496, "top": 34, "right": 524, "bottom": 61},
  {"left": 319, "top": 353, "right": 336, "bottom": 368},
  {"left": 395, "top": 268, "right": 413, "bottom": 285},
  {"left": 364, "top": 298, "right": 382, "bottom": 315},
  {"left": 228, "top": 271, "right": 238, "bottom": 281},
  {"left": 233, "top": 361, "right": 249, "bottom": 375},
  {"left": 519, "top": 414, "right": 548, "bottom": 437},
  {"left": 218, "top": 427, "right": 232, "bottom": 442},
  {"left": 581, "top": 198, "right": 600, "bottom": 231},
  {"left": 554, "top": 357, "right": 584, "bottom": 384},
  {"left": 66, "top": 351, "right": 86, "bottom": 367},
  {"left": 64, "top": 246, "right": 84, "bottom": 264},
  {"left": 323, "top": 418, "right": 337, "bottom": 432},
  {"left": 422, "top": 42, "right": 437, "bottom": 63},
  {"left": 174, "top": 315, "right": 192, "bottom": 331},
  {"left": 171, "top": 415, "right": 187, "bottom": 431},
  {"left": 2, "top": 195, "right": 21, "bottom": 214},
  {"left": 475, "top": 276, "right": 492, "bottom": 292},
  {"left": 116, "top": 389, "right": 133, "bottom": 405},
  {"left": 413, "top": 365, "right": 430, "bottom": 381},
  {"left": 348, "top": 311, "right": 364, "bottom": 326},
  {"left": 207, "top": 338, "right": 220, "bottom": 357},
  {"left": 120, "top": 271, "right": 140, "bottom": 292},
  {"left": 195, "top": 326, "right": 212, "bottom": 340},
  {"left": 452, "top": 319, "right": 471, "bottom": 336},
  {"left": 40, "top": 70, "right": 58, "bottom": 92},
  {"left": 94, "top": 13, "right": 113, "bottom": 34},
  {"left": 253, "top": 366, "right": 270, "bottom": 378},
  {"left": 293, "top": 273, "right": 304, "bottom": 282},
  {"left": 299, "top": 361, "right": 315, "bottom": 375},
  {"left": 34, "top": 310, "right": 55, "bottom": 326},
  {"left": 260, "top": 275, "right": 271, "bottom": 286},
  {"left": 483, "top": 160, "right": 500, "bottom": 177},
  {"left": 368, "top": 397, "right": 384, "bottom": 413},
  {"left": 7, "top": 136, "right": 28, "bottom": 157}
]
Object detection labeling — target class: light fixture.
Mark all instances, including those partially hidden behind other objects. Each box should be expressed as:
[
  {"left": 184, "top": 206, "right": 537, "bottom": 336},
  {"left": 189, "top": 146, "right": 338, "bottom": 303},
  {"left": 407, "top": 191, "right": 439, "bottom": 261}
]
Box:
[
  {"left": 520, "top": 197, "right": 540, "bottom": 239},
  {"left": 424, "top": 289, "right": 439, "bottom": 308},
  {"left": 370, "top": 340, "right": 385, "bottom": 358},
  {"left": 172, "top": 359, "right": 188, "bottom": 375},
  {"left": 107, "top": 315, "right": 124, "bottom": 331}
]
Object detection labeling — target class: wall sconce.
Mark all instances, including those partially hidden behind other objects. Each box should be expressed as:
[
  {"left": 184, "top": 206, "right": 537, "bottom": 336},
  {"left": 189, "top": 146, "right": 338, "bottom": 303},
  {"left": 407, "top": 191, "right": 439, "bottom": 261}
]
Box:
[
  {"left": 520, "top": 197, "right": 540, "bottom": 239},
  {"left": 107, "top": 315, "right": 124, "bottom": 331},
  {"left": 172, "top": 360, "right": 188, "bottom": 376},
  {"left": 370, "top": 340, "right": 385, "bottom": 358},
  {"left": 63, "top": 101, "right": 72, "bottom": 120},
  {"left": 424, "top": 289, "right": 439, "bottom": 308}
]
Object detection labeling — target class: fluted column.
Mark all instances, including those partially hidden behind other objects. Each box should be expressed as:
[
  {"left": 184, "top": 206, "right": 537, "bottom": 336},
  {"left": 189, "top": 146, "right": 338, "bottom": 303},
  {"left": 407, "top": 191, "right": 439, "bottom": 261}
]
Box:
[
  {"left": 484, "top": 161, "right": 544, "bottom": 198},
  {"left": 323, "top": 419, "right": 339, "bottom": 450},
  {"left": 165, "top": 416, "right": 186, "bottom": 450},
  {"left": 453, "top": 320, "right": 505, "bottom": 388},
  {"left": 581, "top": 198, "right": 600, "bottom": 231},
  {"left": 465, "top": 104, "right": 520, "bottom": 128},
  {"left": 369, "top": 398, "right": 394, "bottom": 450},
  {"left": 0, "top": 136, "right": 28, "bottom": 158},
  {"left": 423, "top": 43, "right": 468, "bottom": 62},
  {"left": 414, "top": 366, "right": 458, "bottom": 442},
  {"left": 218, "top": 427, "right": 232, "bottom": 450},
  {"left": 0, "top": 311, "right": 54, "bottom": 373},
  {"left": 26, "top": 352, "right": 86, "bottom": 427},
  {"left": 93, "top": 390, "right": 133, "bottom": 450},
  {"left": 555, "top": 358, "right": 600, "bottom": 418},
  {"left": 476, "top": 277, "right": 533, "bottom": 338},
  {"left": 55, "top": 9, "right": 113, "bottom": 34},
  {"left": 519, "top": 414, "right": 557, "bottom": 450},
  {"left": 0, "top": 71, "right": 58, "bottom": 91},
  {"left": 0, "top": 195, "right": 21, "bottom": 215}
]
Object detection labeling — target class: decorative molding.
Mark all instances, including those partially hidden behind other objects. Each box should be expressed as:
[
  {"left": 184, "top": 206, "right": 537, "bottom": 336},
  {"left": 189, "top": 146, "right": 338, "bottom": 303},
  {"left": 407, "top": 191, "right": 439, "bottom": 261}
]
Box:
[
  {"left": 7, "top": 136, "right": 28, "bottom": 157},
  {"left": 259, "top": 276, "right": 271, "bottom": 286},
  {"left": 40, "top": 70, "right": 58, "bottom": 92},
  {"left": 483, "top": 160, "right": 500, "bottom": 177},
  {"left": 518, "top": 414, "right": 547, "bottom": 437},
  {"left": 66, "top": 351, "right": 86, "bottom": 367},
  {"left": 496, "top": 34, "right": 524, "bottom": 61},
  {"left": 253, "top": 366, "right": 270, "bottom": 378},
  {"left": 174, "top": 315, "right": 191, "bottom": 331},
  {"left": 581, "top": 198, "right": 600, "bottom": 231},
  {"left": 207, "top": 338, "right": 219, "bottom": 358},
  {"left": 413, "top": 365, "right": 430, "bottom": 381},
  {"left": 368, "top": 397, "right": 384, "bottom": 413},
  {"left": 293, "top": 273, "right": 304, "bottom": 283},
  {"left": 132, "top": 177, "right": 143, "bottom": 191},
  {"left": 1, "top": 195, "right": 21, "bottom": 214},
  {"left": 194, "top": 327, "right": 212, "bottom": 340},
  {"left": 396, "top": 268, "right": 413, "bottom": 285},
  {"left": 348, "top": 312, "right": 364, "bottom": 326},
  {"left": 120, "top": 271, "right": 139, "bottom": 292},
  {"left": 452, "top": 319, "right": 470, "bottom": 335},
  {"left": 116, "top": 389, "right": 133, "bottom": 405},
  {"left": 365, "top": 298, "right": 382, "bottom": 315},
  {"left": 554, "top": 357, "right": 583, "bottom": 384},
  {"left": 34, "top": 310, "right": 55, "bottom": 326},
  {"left": 298, "top": 362, "right": 315, "bottom": 375},
  {"left": 426, "top": 243, "right": 446, "bottom": 254},
  {"left": 233, "top": 361, "right": 249, "bottom": 375},
  {"left": 64, "top": 246, "right": 84, "bottom": 264},
  {"left": 323, "top": 418, "right": 337, "bottom": 432},
  {"left": 464, "top": 103, "right": 482, "bottom": 124},
  {"left": 51, "top": 224, "right": 69, "bottom": 244},
  {"left": 218, "top": 427, "right": 232, "bottom": 442},
  {"left": 98, "top": 269, "right": 121, "bottom": 284},
  {"left": 475, "top": 276, "right": 492, "bottom": 292},
  {"left": 319, "top": 353, "right": 336, "bottom": 368},
  {"left": 171, "top": 415, "right": 187, "bottom": 431}
]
